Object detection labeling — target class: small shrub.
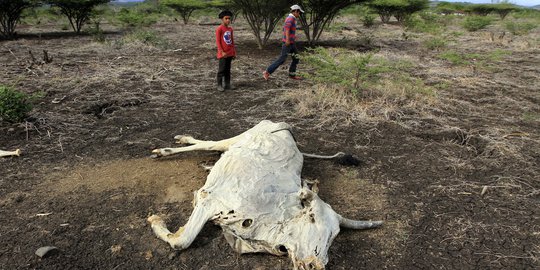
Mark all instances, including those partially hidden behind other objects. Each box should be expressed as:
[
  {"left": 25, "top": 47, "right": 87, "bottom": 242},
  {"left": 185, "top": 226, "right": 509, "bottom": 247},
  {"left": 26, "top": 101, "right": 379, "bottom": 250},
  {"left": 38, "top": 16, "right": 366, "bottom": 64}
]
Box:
[
  {"left": 424, "top": 37, "right": 447, "bottom": 51},
  {"left": 462, "top": 16, "right": 492, "bottom": 31},
  {"left": 87, "top": 20, "right": 105, "bottom": 42},
  {"left": 504, "top": 21, "right": 536, "bottom": 35},
  {"left": 363, "top": 14, "right": 376, "bottom": 28},
  {"left": 0, "top": 85, "right": 33, "bottom": 123}
]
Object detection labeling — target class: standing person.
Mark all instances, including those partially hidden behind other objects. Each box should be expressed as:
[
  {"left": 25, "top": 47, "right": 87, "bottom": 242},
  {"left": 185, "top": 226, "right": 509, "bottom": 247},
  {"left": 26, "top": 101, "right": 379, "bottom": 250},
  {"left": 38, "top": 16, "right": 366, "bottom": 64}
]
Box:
[
  {"left": 216, "top": 10, "right": 236, "bottom": 91},
  {"left": 263, "top": 4, "right": 304, "bottom": 81}
]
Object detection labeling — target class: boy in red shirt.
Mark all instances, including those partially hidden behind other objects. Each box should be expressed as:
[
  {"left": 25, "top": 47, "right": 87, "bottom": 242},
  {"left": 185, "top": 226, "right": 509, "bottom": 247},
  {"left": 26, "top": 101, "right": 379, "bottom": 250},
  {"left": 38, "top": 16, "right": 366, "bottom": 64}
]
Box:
[{"left": 216, "top": 10, "right": 236, "bottom": 91}]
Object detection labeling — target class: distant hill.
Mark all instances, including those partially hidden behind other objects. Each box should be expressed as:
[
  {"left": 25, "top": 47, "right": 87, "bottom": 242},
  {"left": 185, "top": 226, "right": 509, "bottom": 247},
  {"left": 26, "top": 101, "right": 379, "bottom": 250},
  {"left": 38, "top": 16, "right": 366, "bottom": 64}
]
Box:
[{"left": 430, "top": 1, "right": 540, "bottom": 9}]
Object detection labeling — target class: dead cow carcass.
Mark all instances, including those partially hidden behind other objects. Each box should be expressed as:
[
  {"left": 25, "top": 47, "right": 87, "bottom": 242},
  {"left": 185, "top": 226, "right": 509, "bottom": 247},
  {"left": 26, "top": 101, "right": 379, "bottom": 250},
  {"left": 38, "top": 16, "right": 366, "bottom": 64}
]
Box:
[{"left": 148, "top": 120, "right": 382, "bottom": 269}]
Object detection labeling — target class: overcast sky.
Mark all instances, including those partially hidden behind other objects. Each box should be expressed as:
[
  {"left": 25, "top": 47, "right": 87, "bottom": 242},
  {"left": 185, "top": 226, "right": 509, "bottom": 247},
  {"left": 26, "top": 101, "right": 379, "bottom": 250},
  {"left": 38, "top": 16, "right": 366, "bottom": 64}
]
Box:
[{"left": 112, "top": 0, "right": 540, "bottom": 7}]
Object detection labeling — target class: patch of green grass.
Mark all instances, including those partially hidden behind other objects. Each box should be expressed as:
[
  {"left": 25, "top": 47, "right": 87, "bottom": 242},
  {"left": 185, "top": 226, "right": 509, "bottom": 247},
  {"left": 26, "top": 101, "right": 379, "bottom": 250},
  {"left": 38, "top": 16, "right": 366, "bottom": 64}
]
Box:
[
  {"left": 437, "top": 49, "right": 509, "bottom": 66},
  {"left": 438, "top": 50, "right": 469, "bottom": 65},
  {"left": 522, "top": 112, "right": 540, "bottom": 122},
  {"left": 423, "top": 37, "right": 448, "bottom": 51},
  {"left": 504, "top": 21, "right": 537, "bottom": 35}
]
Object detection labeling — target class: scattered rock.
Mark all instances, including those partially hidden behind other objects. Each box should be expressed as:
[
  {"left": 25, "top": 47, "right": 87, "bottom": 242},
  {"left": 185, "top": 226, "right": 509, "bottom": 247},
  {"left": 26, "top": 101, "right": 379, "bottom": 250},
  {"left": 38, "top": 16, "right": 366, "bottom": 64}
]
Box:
[{"left": 35, "top": 246, "right": 59, "bottom": 258}]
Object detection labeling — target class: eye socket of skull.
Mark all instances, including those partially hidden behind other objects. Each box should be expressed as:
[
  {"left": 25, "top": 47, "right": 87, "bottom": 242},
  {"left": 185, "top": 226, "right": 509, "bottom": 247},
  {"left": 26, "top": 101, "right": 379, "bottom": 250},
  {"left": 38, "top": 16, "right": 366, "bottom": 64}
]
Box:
[
  {"left": 277, "top": 245, "right": 288, "bottom": 254},
  {"left": 242, "top": 219, "right": 253, "bottom": 228}
]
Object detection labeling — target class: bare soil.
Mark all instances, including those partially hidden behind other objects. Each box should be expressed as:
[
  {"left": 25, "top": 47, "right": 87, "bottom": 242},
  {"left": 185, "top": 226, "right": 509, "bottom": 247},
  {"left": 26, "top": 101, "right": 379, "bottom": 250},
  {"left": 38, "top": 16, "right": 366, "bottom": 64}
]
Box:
[{"left": 1, "top": 19, "right": 539, "bottom": 270}]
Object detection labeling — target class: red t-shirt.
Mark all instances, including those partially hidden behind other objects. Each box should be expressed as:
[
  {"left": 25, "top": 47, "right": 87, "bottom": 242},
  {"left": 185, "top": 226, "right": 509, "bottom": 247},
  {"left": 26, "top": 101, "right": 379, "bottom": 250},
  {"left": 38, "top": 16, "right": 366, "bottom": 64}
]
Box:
[{"left": 216, "top": 24, "right": 235, "bottom": 59}]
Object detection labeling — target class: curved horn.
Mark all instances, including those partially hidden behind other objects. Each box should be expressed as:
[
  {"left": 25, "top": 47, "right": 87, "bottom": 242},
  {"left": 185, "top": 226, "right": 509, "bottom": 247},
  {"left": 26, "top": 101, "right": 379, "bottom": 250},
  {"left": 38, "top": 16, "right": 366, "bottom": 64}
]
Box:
[{"left": 338, "top": 215, "right": 383, "bottom": 229}]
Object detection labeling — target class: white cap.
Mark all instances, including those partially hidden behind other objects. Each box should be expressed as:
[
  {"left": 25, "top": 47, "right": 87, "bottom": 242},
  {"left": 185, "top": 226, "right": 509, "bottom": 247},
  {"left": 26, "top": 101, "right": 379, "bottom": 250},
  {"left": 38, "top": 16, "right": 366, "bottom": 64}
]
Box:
[{"left": 290, "top": 4, "right": 304, "bottom": 13}]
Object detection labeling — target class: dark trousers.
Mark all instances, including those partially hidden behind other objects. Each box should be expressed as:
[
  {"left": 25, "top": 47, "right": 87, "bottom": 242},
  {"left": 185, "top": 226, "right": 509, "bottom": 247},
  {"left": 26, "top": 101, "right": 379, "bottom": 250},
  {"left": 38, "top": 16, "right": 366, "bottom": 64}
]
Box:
[
  {"left": 217, "top": 57, "right": 232, "bottom": 88},
  {"left": 266, "top": 43, "right": 299, "bottom": 76}
]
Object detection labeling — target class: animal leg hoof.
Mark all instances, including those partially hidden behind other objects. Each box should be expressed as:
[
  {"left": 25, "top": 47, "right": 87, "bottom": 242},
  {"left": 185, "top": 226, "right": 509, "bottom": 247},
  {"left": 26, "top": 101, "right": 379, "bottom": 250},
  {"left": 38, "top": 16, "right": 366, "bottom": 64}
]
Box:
[
  {"left": 174, "top": 135, "right": 194, "bottom": 144},
  {"left": 151, "top": 148, "right": 173, "bottom": 158},
  {"left": 147, "top": 214, "right": 164, "bottom": 226}
]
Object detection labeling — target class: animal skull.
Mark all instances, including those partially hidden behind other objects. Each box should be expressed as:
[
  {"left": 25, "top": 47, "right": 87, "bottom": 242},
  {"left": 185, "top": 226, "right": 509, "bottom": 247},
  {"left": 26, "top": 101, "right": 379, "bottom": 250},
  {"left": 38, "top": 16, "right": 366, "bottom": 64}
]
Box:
[{"left": 148, "top": 120, "right": 382, "bottom": 269}]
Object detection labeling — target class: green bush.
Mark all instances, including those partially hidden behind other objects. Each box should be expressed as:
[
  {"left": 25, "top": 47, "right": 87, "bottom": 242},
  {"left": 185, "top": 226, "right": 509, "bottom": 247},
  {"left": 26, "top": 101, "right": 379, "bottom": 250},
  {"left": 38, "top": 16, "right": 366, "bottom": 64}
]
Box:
[
  {"left": 363, "top": 13, "right": 375, "bottom": 28},
  {"left": 0, "top": 85, "right": 33, "bottom": 123},
  {"left": 117, "top": 7, "right": 157, "bottom": 27},
  {"left": 462, "top": 16, "right": 492, "bottom": 31},
  {"left": 504, "top": 21, "right": 536, "bottom": 35}
]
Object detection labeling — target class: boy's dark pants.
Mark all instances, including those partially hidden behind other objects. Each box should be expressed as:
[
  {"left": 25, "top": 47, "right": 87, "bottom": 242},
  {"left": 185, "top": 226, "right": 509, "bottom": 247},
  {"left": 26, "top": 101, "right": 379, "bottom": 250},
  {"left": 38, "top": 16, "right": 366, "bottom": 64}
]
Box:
[
  {"left": 267, "top": 43, "right": 299, "bottom": 76},
  {"left": 217, "top": 57, "right": 233, "bottom": 89}
]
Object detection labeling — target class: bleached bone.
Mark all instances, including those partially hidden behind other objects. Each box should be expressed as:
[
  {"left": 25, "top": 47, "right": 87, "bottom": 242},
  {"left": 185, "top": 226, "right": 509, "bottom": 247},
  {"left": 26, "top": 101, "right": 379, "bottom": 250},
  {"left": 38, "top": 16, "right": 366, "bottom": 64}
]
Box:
[
  {"left": 0, "top": 149, "right": 21, "bottom": 158},
  {"left": 148, "top": 120, "right": 382, "bottom": 269}
]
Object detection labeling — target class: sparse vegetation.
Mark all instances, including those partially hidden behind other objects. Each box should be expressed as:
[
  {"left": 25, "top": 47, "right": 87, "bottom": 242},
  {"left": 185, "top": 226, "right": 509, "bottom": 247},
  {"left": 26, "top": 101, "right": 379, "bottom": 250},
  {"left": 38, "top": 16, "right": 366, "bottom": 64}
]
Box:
[
  {"left": 291, "top": 47, "right": 436, "bottom": 121},
  {"left": 122, "top": 29, "right": 170, "bottom": 48},
  {"left": 504, "top": 20, "right": 536, "bottom": 35}
]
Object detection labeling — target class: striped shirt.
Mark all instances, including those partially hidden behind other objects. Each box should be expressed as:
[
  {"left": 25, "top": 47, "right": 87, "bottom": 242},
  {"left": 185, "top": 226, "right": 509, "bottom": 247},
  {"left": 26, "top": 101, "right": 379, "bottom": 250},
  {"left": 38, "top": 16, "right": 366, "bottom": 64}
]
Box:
[{"left": 282, "top": 14, "right": 297, "bottom": 44}]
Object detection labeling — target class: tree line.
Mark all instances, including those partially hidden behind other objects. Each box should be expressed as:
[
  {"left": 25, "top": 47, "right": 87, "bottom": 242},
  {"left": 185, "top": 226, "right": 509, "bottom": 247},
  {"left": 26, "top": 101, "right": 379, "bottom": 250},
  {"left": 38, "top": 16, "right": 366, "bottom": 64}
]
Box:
[{"left": 1, "top": 0, "right": 523, "bottom": 45}]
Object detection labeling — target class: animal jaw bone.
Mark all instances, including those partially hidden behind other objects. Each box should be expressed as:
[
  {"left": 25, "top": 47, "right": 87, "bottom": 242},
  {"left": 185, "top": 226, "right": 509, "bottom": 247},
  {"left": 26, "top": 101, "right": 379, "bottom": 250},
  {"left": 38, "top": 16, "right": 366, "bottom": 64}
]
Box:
[
  {"left": 0, "top": 149, "right": 21, "bottom": 157},
  {"left": 148, "top": 120, "right": 383, "bottom": 269}
]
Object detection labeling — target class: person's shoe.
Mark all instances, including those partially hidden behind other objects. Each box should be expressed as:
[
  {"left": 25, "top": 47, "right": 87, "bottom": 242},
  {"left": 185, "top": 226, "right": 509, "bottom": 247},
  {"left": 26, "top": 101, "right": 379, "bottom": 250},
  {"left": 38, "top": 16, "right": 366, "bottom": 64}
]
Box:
[
  {"left": 289, "top": 75, "right": 302, "bottom": 80},
  {"left": 217, "top": 85, "right": 225, "bottom": 92},
  {"left": 263, "top": 70, "right": 270, "bottom": 80}
]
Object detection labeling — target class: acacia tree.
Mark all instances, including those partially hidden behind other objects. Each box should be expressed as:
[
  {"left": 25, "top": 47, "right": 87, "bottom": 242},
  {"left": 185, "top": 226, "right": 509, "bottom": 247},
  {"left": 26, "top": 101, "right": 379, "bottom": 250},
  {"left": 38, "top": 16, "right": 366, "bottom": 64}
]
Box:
[
  {"left": 47, "top": 0, "right": 109, "bottom": 33},
  {"left": 368, "top": 0, "right": 405, "bottom": 23},
  {"left": 466, "top": 4, "right": 495, "bottom": 16},
  {"left": 297, "top": 0, "right": 364, "bottom": 44},
  {"left": 0, "top": 0, "right": 39, "bottom": 39},
  {"left": 161, "top": 0, "right": 206, "bottom": 24},
  {"left": 492, "top": 3, "right": 517, "bottom": 19},
  {"left": 393, "top": 0, "right": 428, "bottom": 23},
  {"left": 435, "top": 2, "right": 466, "bottom": 15},
  {"left": 369, "top": 0, "right": 427, "bottom": 24},
  {"left": 231, "top": 0, "right": 292, "bottom": 49}
]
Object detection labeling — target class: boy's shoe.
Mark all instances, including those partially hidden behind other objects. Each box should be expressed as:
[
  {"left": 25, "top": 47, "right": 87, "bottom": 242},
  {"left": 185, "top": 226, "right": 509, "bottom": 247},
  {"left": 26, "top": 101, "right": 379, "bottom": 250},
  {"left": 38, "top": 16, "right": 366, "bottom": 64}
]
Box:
[
  {"left": 217, "top": 85, "right": 225, "bottom": 92},
  {"left": 289, "top": 75, "right": 302, "bottom": 80},
  {"left": 263, "top": 71, "right": 270, "bottom": 80}
]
